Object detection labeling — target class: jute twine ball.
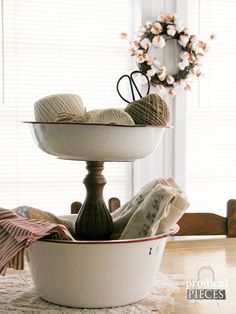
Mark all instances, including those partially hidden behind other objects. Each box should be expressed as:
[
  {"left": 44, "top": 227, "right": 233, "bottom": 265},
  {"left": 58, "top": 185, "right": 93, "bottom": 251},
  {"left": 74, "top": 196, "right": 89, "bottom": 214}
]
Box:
[
  {"left": 92, "top": 108, "right": 134, "bottom": 125},
  {"left": 54, "top": 112, "right": 85, "bottom": 123},
  {"left": 34, "top": 94, "right": 85, "bottom": 122},
  {"left": 124, "top": 93, "right": 170, "bottom": 126}
]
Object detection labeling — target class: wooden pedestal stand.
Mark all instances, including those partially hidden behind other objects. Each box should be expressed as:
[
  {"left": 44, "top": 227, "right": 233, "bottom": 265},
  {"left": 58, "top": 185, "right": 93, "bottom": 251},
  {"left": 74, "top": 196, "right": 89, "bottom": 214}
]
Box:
[{"left": 74, "top": 161, "right": 113, "bottom": 240}]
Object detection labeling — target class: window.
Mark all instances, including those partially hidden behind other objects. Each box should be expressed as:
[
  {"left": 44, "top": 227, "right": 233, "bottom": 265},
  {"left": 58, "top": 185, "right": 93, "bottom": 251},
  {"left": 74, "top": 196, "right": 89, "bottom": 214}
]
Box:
[
  {"left": 2, "top": 0, "right": 231, "bottom": 217},
  {"left": 183, "top": 0, "right": 236, "bottom": 213},
  {"left": 0, "top": 0, "right": 135, "bottom": 214}
]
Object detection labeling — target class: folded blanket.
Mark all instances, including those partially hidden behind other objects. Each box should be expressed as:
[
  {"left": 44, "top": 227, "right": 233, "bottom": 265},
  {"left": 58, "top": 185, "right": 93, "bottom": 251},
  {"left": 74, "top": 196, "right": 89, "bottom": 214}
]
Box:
[
  {"left": 155, "top": 178, "right": 189, "bottom": 233},
  {"left": 0, "top": 208, "right": 75, "bottom": 275},
  {"left": 14, "top": 206, "right": 75, "bottom": 235},
  {"left": 111, "top": 178, "right": 189, "bottom": 239}
]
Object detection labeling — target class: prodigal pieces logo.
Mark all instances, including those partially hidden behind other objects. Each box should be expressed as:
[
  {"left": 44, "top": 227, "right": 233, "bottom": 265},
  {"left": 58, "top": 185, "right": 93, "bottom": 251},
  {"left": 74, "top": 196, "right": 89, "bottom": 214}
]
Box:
[{"left": 186, "top": 266, "right": 227, "bottom": 301}]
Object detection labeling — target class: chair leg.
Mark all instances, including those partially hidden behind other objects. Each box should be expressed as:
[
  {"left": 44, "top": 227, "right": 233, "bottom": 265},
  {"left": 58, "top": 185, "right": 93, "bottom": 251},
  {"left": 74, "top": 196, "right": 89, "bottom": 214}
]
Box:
[{"left": 227, "top": 199, "right": 236, "bottom": 237}]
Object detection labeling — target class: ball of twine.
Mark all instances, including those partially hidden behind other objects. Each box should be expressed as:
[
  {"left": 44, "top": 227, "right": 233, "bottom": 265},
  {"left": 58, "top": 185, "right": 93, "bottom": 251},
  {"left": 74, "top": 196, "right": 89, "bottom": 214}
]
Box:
[
  {"left": 92, "top": 108, "right": 134, "bottom": 125},
  {"left": 34, "top": 94, "right": 85, "bottom": 122},
  {"left": 85, "top": 109, "right": 103, "bottom": 122},
  {"left": 55, "top": 112, "right": 85, "bottom": 123},
  {"left": 124, "top": 94, "right": 170, "bottom": 126}
]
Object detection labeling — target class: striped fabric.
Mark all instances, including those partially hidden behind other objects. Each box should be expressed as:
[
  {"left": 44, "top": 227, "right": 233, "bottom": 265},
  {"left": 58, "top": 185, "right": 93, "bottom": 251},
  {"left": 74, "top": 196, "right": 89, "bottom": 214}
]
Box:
[{"left": 0, "top": 208, "right": 74, "bottom": 275}]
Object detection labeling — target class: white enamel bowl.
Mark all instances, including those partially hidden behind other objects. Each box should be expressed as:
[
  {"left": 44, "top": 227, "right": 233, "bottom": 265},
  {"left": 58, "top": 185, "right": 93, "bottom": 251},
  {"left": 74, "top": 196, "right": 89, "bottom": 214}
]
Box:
[
  {"left": 26, "top": 216, "right": 179, "bottom": 308},
  {"left": 24, "top": 122, "right": 167, "bottom": 161}
]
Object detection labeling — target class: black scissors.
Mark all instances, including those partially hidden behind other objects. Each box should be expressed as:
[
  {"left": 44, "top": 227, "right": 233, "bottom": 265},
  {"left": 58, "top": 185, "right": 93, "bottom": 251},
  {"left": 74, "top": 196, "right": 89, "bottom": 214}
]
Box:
[{"left": 116, "top": 70, "right": 150, "bottom": 104}]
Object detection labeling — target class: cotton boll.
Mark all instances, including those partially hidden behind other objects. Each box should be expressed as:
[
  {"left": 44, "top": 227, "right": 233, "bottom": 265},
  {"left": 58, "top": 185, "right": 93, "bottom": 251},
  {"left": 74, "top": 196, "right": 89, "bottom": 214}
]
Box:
[
  {"left": 182, "top": 59, "right": 189, "bottom": 67},
  {"left": 146, "top": 20, "right": 154, "bottom": 27},
  {"left": 196, "top": 70, "right": 203, "bottom": 77},
  {"left": 174, "top": 19, "right": 184, "bottom": 33},
  {"left": 185, "top": 83, "right": 192, "bottom": 91},
  {"left": 196, "top": 53, "right": 204, "bottom": 61},
  {"left": 189, "top": 52, "right": 196, "bottom": 63},
  {"left": 136, "top": 49, "right": 144, "bottom": 55},
  {"left": 154, "top": 22, "right": 163, "bottom": 31},
  {"left": 167, "top": 15, "right": 176, "bottom": 22},
  {"left": 119, "top": 32, "right": 128, "bottom": 39},
  {"left": 178, "top": 61, "right": 187, "bottom": 70},
  {"left": 138, "top": 26, "right": 146, "bottom": 36},
  {"left": 158, "top": 36, "right": 166, "bottom": 48},
  {"left": 147, "top": 69, "right": 156, "bottom": 77},
  {"left": 140, "top": 38, "right": 151, "bottom": 49},
  {"left": 190, "top": 35, "right": 198, "bottom": 43},
  {"left": 202, "top": 44, "right": 209, "bottom": 53},
  {"left": 158, "top": 71, "right": 166, "bottom": 81},
  {"left": 168, "top": 88, "right": 177, "bottom": 97},
  {"left": 159, "top": 66, "right": 167, "bottom": 72},
  {"left": 191, "top": 42, "right": 199, "bottom": 53},
  {"left": 166, "top": 75, "right": 175, "bottom": 85},
  {"left": 167, "top": 25, "right": 176, "bottom": 37},
  {"left": 167, "top": 28, "right": 176, "bottom": 37},
  {"left": 151, "top": 22, "right": 162, "bottom": 34},
  {"left": 129, "top": 48, "right": 136, "bottom": 56},
  {"left": 178, "top": 35, "right": 189, "bottom": 47},
  {"left": 210, "top": 33, "right": 216, "bottom": 40},
  {"left": 136, "top": 55, "right": 146, "bottom": 63},
  {"left": 132, "top": 40, "right": 140, "bottom": 47},
  {"left": 156, "top": 15, "right": 167, "bottom": 23},
  {"left": 156, "top": 84, "right": 165, "bottom": 94},
  {"left": 183, "top": 27, "right": 190, "bottom": 36},
  {"left": 153, "top": 35, "right": 166, "bottom": 48},
  {"left": 179, "top": 59, "right": 190, "bottom": 70},
  {"left": 197, "top": 47, "right": 205, "bottom": 55},
  {"left": 179, "top": 51, "right": 189, "bottom": 60}
]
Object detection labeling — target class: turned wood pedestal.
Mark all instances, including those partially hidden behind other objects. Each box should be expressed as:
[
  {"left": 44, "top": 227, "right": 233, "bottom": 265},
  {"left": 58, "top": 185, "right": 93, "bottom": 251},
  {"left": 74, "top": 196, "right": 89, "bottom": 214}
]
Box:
[{"left": 74, "top": 161, "right": 114, "bottom": 240}]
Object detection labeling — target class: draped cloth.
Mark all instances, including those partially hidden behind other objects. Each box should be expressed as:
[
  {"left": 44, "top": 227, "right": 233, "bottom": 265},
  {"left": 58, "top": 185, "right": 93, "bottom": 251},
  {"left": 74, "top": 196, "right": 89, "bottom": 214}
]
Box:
[
  {"left": 0, "top": 209, "right": 74, "bottom": 275},
  {"left": 112, "top": 178, "right": 189, "bottom": 239}
]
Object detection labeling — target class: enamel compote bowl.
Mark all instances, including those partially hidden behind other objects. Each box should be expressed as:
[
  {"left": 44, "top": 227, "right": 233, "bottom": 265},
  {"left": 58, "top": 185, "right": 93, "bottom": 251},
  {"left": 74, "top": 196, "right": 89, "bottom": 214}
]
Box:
[{"left": 24, "top": 121, "right": 168, "bottom": 240}]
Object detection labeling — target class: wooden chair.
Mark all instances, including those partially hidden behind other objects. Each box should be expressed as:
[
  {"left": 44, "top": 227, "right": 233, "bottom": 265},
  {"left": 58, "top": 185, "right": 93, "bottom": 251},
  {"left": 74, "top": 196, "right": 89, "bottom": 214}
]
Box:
[
  {"left": 175, "top": 199, "right": 236, "bottom": 237},
  {"left": 71, "top": 198, "right": 236, "bottom": 238}
]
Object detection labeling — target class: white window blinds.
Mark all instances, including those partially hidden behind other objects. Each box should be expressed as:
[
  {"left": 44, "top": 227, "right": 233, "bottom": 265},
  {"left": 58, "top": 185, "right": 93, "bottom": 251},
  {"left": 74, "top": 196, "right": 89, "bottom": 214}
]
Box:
[
  {"left": 0, "top": 0, "right": 134, "bottom": 214},
  {"left": 185, "top": 0, "right": 236, "bottom": 213}
]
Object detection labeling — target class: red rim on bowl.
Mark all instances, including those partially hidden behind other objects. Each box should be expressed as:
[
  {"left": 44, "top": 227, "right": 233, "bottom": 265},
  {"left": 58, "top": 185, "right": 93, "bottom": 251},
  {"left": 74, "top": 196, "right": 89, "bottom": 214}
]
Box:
[
  {"left": 23, "top": 121, "right": 174, "bottom": 129},
  {"left": 39, "top": 225, "right": 179, "bottom": 245}
]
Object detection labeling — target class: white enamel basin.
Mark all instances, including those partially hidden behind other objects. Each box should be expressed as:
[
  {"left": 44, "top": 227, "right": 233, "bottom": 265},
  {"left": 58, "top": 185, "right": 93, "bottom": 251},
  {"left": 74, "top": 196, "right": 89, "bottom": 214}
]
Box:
[
  {"left": 26, "top": 215, "right": 179, "bottom": 308},
  {"left": 24, "top": 122, "right": 168, "bottom": 161}
]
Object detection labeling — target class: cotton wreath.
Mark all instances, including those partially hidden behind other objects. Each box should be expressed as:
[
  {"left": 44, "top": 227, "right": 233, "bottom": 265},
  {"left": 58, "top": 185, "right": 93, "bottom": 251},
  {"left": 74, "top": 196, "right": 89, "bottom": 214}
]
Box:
[{"left": 120, "top": 14, "right": 215, "bottom": 97}]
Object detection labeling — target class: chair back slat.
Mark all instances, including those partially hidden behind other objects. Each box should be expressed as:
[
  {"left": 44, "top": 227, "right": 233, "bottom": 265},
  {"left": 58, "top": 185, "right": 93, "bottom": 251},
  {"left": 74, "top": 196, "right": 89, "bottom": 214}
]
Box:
[
  {"left": 227, "top": 199, "right": 236, "bottom": 237},
  {"left": 175, "top": 213, "right": 226, "bottom": 236}
]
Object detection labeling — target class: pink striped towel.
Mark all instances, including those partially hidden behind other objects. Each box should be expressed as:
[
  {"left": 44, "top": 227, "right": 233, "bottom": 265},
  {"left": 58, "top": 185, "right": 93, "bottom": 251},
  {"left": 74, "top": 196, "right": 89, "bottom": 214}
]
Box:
[{"left": 0, "top": 208, "right": 75, "bottom": 275}]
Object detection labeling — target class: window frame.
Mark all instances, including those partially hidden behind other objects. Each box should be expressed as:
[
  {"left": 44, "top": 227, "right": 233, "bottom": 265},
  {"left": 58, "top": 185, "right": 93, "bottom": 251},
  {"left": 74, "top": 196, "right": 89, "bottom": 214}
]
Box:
[{"left": 133, "top": 0, "right": 187, "bottom": 192}]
